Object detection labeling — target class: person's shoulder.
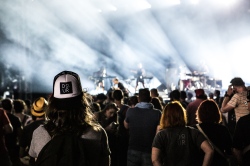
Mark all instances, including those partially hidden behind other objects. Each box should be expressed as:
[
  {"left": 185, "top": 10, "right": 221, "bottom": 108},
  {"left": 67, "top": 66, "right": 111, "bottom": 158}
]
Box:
[
  {"left": 121, "top": 104, "right": 129, "bottom": 110},
  {"left": 25, "top": 120, "right": 44, "bottom": 130},
  {"left": 186, "top": 126, "right": 200, "bottom": 133},
  {"left": 81, "top": 125, "right": 107, "bottom": 140},
  {"left": 238, "top": 114, "right": 250, "bottom": 124},
  {"left": 127, "top": 107, "right": 136, "bottom": 112},
  {"left": 32, "top": 125, "right": 51, "bottom": 143},
  {"left": 8, "top": 113, "right": 20, "bottom": 120},
  {"left": 186, "top": 101, "right": 195, "bottom": 107},
  {"left": 205, "top": 123, "right": 230, "bottom": 133},
  {"left": 232, "top": 93, "right": 241, "bottom": 98},
  {"left": 33, "top": 125, "right": 47, "bottom": 135},
  {"left": 24, "top": 113, "right": 31, "bottom": 118},
  {"left": 152, "top": 108, "right": 162, "bottom": 114},
  {"left": 155, "top": 128, "right": 171, "bottom": 138},
  {"left": 8, "top": 113, "right": 22, "bottom": 125},
  {"left": 189, "top": 124, "right": 198, "bottom": 129}
]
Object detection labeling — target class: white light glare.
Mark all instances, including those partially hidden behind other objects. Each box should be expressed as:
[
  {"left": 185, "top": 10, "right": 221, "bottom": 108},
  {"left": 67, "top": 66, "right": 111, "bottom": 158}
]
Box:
[
  {"left": 108, "top": 5, "right": 117, "bottom": 11},
  {"left": 168, "top": 0, "right": 181, "bottom": 6},
  {"left": 190, "top": 0, "right": 199, "bottom": 5},
  {"left": 213, "top": 0, "right": 238, "bottom": 7},
  {"left": 135, "top": 0, "right": 151, "bottom": 10}
]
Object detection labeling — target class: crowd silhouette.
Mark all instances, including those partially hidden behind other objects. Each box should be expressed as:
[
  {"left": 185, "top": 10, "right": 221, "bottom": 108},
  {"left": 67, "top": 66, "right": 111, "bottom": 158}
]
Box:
[{"left": 0, "top": 72, "right": 249, "bottom": 166}]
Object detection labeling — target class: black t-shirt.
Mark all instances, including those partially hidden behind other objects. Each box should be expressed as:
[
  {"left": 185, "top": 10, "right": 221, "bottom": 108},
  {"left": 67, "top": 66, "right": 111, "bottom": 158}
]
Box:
[
  {"left": 193, "top": 123, "right": 232, "bottom": 166},
  {"left": 118, "top": 82, "right": 125, "bottom": 91},
  {"left": 152, "top": 126, "right": 206, "bottom": 166},
  {"left": 233, "top": 114, "right": 250, "bottom": 150},
  {"left": 5, "top": 113, "right": 22, "bottom": 149},
  {"left": 125, "top": 107, "right": 161, "bottom": 153},
  {"left": 118, "top": 104, "right": 129, "bottom": 135},
  {"left": 233, "top": 114, "right": 250, "bottom": 165}
]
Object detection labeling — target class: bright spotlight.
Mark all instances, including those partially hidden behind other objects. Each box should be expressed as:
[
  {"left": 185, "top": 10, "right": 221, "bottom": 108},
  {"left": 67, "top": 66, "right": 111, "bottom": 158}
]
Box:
[
  {"left": 107, "top": 4, "right": 117, "bottom": 11},
  {"left": 135, "top": 0, "right": 151, "bottom": 10},
  {"left": 168, "top": 0, "right": 181, "bottom": 6},
  {"left": 213, "top": 0, "right": 238, "bottom": 7},
  {"left": 190, "top": 0, "right": 199, "bottom": 5}
]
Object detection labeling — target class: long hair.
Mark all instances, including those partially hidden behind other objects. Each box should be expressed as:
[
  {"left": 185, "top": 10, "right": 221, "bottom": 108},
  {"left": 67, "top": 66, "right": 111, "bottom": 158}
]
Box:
[
  {"left": 44, "top": 92, "right": 100, "bottom": 136},
  {"left": 196, "top": 99, "right": 222, "bottom": 123},
  {"left": 159, "top": 101, "right": 187, "bottom": 129}
]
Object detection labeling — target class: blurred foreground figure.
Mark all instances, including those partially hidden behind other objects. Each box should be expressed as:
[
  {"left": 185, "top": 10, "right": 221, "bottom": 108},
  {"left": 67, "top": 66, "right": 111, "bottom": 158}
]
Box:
[{"left": 29, "top": 71, "right": 111, "bottom": 166}]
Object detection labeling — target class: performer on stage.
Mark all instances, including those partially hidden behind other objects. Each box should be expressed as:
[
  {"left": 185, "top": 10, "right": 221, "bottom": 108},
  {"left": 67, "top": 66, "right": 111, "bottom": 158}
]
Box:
[
  {"left": 134, "top": 63, "right": 145, "bottom": 92},
  {"left": 93, "top": 66, "right": 106, "bottom": 90},
  {"left": 112, "top": 78, "right": 129, "bottom": 97}
]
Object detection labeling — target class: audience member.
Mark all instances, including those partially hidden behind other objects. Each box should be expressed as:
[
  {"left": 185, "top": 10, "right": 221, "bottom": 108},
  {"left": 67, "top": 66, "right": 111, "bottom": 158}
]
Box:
[
  {"left": 180, "top": 90, "right": 189, "bottom": 107},
  {"left": 151, "top": 97, "right": 163, "bottom": 111},
  {"left": 208, "top": 92, "right": 214, "bottom": 100},
  {"left": 105, "top": 90, "right": 115, "bottom": 105},
  {"left": 29, "top": 71, "right": 110, "bottom": 166},
  {"left": 24, "top": 99, "right": 36, "bottom": 122},
  {"left": 169, "top": 89, "right": 187, "bottom": 108},
  {"left": 150, "top": 88, "right": 159, "bottom": 98},
  {"left": 152, "top": 101, "right": 213, "bottom": 166},
  {"left": 91, "top": 102, "right": 101, "bottom": 113},
  {"left": 232, "top": 101, "right": 250, "bottom": 165},
  {"left": 186, "top": 92, "right": 194, "bottom": 103},
  {"left": 94, "top": 102, "right": 119, "bottom": 166},
  {"left": 95, "top": 93, "right": 108, "bottom": 110},
  {"left": 221, "top": 94, "right": 237, "bottom": 137},
  {"left": 221, "top": 77, "right": 249, "bottom": 122},
  {"left": 13, "top": 99, "right": 32, "bottom": 127},
  {"left": 0, "top": 108, "right": 13, "bottom": 166},
  {"left": 1, "top": 98, "right": 23, "bottom": 166},
  {"left": 124, "top": 88, "right": 161, "bottom": 166},
  {"left": 186, "top": 89, "right": 207, "bottom": 126},
  {"left": 24, "top": 99, "right": 32, "bottom": 115},
  {"left": 194, "top": 99, "right": 233, "bottom": 166},
  {"left": 19, "top": 97, "right": 48, "bottom": 166},
  {"left": 127, "top": 95, "right": 138, "bottom": 108},
  {"left": 150, "top": 88, "right": 165, "bottom": 107},
  {"left": 113, "top": 89, "right": 130, "bottom": 166},
  {"left": 214, "top": 90, "right": 221, "bottom": 107}
]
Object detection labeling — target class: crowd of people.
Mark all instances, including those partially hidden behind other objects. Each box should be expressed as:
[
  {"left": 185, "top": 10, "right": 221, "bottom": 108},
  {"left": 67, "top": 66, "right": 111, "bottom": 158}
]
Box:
[{"left": 1, "top": 71, "right": 250, "bottom": 166}]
